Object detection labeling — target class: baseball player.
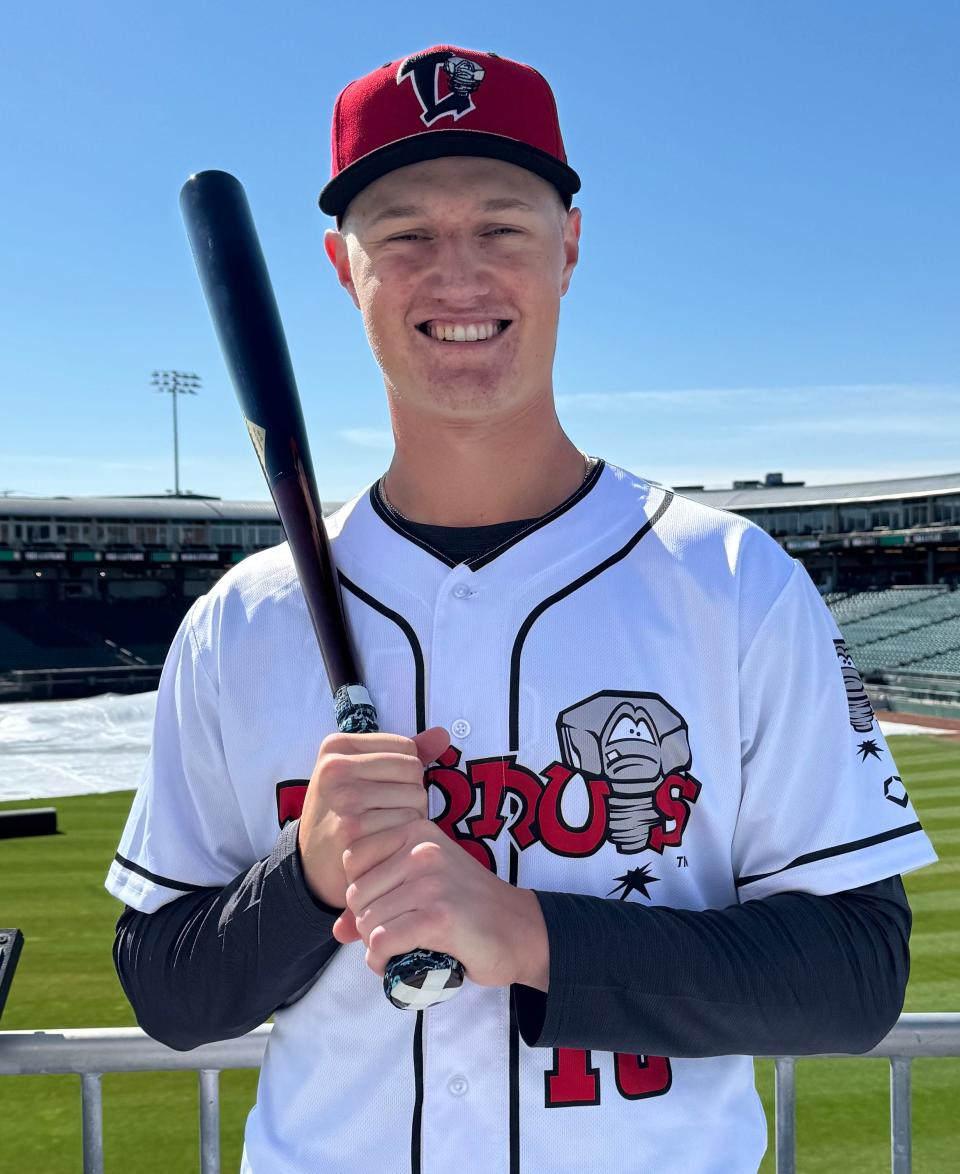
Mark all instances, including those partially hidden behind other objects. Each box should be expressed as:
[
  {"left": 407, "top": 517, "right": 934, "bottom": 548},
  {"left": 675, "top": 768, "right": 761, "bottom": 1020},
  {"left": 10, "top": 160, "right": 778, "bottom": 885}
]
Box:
[{"left": 106, "top": 47, "right": 937, "bottom": 1173}]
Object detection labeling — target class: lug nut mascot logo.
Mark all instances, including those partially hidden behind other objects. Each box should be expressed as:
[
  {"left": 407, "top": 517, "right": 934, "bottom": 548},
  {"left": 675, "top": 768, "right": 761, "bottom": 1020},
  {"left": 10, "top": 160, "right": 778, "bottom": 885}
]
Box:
[
  {"left": 833, "top": 639, "right": 875, "bottom": 733},
  {"left": 558, "top": 691, "right": 698, "bottom": 854}
]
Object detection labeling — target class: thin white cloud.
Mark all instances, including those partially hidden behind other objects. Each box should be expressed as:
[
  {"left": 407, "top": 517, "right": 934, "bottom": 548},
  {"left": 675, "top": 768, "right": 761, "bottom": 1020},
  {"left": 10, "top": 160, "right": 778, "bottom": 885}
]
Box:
[
  {"left": 556, "top": 383, "right": 958, "bottom": 412},
  {"left": 748, "top": 415, "right": 960, "bottom": 438},
  {"left": 339, "top": 428, "right": 394, "bottom": 450}
]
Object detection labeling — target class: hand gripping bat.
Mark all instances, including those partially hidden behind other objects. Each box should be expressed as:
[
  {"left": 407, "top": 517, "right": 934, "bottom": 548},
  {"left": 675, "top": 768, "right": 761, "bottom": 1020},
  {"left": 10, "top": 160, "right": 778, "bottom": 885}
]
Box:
[{"left": 179, "top": 169, "right": 464, "bottom": 1011}]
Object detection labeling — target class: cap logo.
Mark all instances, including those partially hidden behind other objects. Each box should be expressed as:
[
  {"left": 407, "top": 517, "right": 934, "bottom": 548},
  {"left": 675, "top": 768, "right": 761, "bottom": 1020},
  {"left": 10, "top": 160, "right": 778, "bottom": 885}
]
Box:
[{"left": 397, "top": 49, "right": 486, "bottom": 126}]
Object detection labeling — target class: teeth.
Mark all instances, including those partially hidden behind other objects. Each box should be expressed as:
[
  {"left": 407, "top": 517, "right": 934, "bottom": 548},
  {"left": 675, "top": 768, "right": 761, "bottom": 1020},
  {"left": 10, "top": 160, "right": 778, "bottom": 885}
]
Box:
[{"left": 425, "top": 320, "right": 504, "bottom": 342}]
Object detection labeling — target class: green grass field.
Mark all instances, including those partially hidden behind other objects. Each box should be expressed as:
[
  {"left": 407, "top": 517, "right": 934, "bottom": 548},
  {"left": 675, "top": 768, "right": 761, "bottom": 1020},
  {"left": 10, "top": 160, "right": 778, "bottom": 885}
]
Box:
[{"left": 1, "top": 734, "right": 957, "bottom": 1172}]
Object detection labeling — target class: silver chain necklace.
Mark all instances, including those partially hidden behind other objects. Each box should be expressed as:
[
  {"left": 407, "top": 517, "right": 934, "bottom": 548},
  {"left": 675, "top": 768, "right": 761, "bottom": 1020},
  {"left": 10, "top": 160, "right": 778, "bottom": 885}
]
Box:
[{"left": 380, "top": 452, "right": 594, "bottom": 524}]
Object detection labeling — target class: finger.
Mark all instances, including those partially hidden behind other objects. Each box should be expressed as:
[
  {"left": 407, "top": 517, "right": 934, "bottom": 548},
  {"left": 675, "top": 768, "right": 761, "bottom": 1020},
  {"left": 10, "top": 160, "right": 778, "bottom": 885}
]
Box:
[
  {"left": 340, "top": 780, "right": 429, "bottom": 817},
  {"left": 342, "top": 820, "right": 418, "bottom": 885},
  {"left": 346, "top": 805, "right": 423, "bottom": 844},
  {"left": 320, "top": 732, "right": 421, "bottom": 758},
  {"left": 365, "top": 909, "right": 453, "bottom": 978},
  {"left": 327, "top": 750, "right": 430, "bottom": 786},
  {"left": 333, "top": 910, "right": 361, "bottom": 944},
  {"left": 346, "top": 830, "right": 444, "bottom": 910},
  {"left": 413, "top": 726, "right": 451, "bottom": 767},
  {"left": 352, "top": 880, "right": 429, "bottom": 947}
]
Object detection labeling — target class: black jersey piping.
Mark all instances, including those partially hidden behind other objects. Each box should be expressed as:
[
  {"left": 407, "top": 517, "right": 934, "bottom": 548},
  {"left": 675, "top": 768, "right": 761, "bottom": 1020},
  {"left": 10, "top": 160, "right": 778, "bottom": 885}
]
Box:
[
  {"left": 411, "top": 1011, "right": 425, "bottom": 1174},
  {"left": 508, "top": 489, "right": 674, "bottom": 748},
  {"left": 368, "top": 459, "right": 606, "bottom": 571},
  {"left": 505, "top": 487, "right": 673, "bottom": 1174},
  {"left": 113, "top": 853, "right": 207, "bottom": 893},
  {"left": 337, "top": 572, "right": 426, "bottom": 734},
  {"left": 370, "top": 482, "right": 459, "bottom": 567},
  {"left": 735, "top": 822, "right": 925, "bottom": 888},
  {"left": 469, "top": 459, "right": 605, "bottom": 570},
  {"left": 336, "top": 569, "right": 427, "bottom": 1173}
]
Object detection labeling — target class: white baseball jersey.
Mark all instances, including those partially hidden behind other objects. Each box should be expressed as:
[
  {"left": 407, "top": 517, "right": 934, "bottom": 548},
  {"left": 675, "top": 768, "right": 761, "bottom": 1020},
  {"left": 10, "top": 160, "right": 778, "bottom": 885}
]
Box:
[{"left": 106, "top": 460, "right": 936, "bottom": 1173}]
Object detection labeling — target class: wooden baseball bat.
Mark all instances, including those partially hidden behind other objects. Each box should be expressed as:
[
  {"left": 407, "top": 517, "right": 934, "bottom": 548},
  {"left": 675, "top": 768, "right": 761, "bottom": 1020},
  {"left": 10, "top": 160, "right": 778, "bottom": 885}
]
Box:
[{"left": 179, "top": 169, "right": 464, "bottom": 1011}]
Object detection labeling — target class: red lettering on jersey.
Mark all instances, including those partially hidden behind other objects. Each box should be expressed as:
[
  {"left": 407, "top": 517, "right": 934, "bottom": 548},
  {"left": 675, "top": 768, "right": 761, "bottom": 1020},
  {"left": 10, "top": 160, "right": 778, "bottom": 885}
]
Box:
[
  {"left": 614, "top": 1053, "right": 673, "bottom": 1099},
  {"left": 435, "top": 745, "right": 461, "bottom": 769},
  {"left": 468, "top": 757, "right": 542, "bottom": 850},
  {"left": 276, "top": 781, "right": 308, "bottom": 826},
  {"left": 536, "top": 763, "right": 610, "bottom": 857},
  {"left": 649, "top": 773, "right": 701, "bottom": 853},
  {"left": 544, "top": 1049, "right": 672, "bottom": 1106},
  {"left": 426, "top": 754, "right": 495, "bottom": 871},
  {"left": 544, "top": 1048, "right": 600, "bottom": 1107}
]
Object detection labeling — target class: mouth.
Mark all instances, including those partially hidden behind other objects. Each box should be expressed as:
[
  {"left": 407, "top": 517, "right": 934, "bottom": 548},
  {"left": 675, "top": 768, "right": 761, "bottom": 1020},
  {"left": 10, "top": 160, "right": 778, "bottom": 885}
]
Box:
[
  {"left": 415, "top": 319, "right": 512, "bottom": 343},
  {"left": 605, "top": 748, "right": 658, "bottom": 770}
]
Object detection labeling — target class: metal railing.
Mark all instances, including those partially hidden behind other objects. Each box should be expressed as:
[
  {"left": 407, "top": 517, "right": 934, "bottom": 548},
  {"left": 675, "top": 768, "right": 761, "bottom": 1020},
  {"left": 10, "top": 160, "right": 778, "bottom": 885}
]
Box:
[{"left": 1, "top": 1014, "right": 958, "bottom": 1173}]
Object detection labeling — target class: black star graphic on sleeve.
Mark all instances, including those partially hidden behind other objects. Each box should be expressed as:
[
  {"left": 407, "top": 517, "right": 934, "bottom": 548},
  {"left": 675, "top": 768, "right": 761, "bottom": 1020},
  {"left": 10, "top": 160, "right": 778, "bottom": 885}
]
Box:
[
  {"left": 608, "top": 864, "right": 659, "bottom": 901},
  {"left": 857, "top": 739, "right": 884, "bottom": 762}
]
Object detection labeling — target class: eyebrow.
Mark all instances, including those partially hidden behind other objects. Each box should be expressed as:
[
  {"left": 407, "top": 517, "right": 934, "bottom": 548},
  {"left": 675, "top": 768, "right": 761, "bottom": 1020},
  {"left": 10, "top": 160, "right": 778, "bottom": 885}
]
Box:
[{"left": 366, "top": 197, "right": 535, "bottom": 227}]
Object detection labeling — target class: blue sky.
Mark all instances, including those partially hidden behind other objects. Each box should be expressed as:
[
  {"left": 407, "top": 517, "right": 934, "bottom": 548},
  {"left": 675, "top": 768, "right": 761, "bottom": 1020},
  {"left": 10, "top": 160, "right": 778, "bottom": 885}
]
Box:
[{"left": 2, "top": 1, "right": 957, "bottom": 503}]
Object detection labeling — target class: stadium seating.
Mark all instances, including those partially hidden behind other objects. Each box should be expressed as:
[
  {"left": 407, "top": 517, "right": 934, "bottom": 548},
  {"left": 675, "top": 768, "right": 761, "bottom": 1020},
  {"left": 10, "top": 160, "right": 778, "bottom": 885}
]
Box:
[
  {"left": 0, "top": 599, "right": 188, "bottom": 672},
  {"left": 829, "top": 588, "right": 960, "bottom": 679}
]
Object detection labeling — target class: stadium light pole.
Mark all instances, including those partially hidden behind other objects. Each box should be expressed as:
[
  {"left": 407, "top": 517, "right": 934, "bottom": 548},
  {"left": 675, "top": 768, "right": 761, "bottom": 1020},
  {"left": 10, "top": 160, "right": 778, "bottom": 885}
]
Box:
[{"left": 151, "top": 370, "right": 201, "bottom": 496}]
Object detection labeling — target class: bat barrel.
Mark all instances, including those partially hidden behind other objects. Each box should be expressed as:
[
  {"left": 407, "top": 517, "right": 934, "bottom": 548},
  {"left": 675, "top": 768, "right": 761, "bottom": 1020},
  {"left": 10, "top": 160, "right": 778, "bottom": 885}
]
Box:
[{"left": 180, "top": 170, "right": 310, "bottom": 490}]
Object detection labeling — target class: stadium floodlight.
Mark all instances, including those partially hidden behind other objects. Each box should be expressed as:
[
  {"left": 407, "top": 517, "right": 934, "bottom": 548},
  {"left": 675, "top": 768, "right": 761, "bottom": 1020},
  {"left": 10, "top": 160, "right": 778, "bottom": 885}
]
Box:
[{"left": 151, "top": 370, "right": 202, "bottom": 496}]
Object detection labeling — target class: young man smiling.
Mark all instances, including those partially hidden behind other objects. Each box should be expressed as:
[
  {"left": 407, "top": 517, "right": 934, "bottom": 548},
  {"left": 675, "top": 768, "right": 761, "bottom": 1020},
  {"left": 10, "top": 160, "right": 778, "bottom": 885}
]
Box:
[
  {"left": 325, "top": 154, "right": 585, "bottom": 528},
  {"left": 108, "top": 46, "right": 936, "bottom": 1173}
]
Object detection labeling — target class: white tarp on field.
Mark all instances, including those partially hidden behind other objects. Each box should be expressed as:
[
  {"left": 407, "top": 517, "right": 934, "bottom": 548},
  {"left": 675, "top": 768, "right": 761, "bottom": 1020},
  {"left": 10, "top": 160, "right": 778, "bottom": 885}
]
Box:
[
  {"left": 0, "top": 693, "right": 951, "bottom": 802},
  {"left": 0, "top": 691, "right": 156, "bottom": 800}
]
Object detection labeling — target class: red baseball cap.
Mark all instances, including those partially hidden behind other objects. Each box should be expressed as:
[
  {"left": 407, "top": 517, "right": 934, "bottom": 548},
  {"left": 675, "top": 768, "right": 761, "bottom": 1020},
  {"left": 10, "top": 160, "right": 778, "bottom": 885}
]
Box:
[{"left": 318, "top": 46, "right": 581, "bottom": 219}]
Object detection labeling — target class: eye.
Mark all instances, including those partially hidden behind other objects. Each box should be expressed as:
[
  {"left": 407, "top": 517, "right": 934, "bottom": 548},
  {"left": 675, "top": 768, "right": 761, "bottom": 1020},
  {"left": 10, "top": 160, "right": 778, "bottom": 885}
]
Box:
[
  {"left": 610, "top": 717, "right": 637, "bottom": 742},
  {"left": 484, "top": 227, "right": 521, "bottom": 237},
  {"left": 610, "top": 715, "right": 656, "bottom": 744}
]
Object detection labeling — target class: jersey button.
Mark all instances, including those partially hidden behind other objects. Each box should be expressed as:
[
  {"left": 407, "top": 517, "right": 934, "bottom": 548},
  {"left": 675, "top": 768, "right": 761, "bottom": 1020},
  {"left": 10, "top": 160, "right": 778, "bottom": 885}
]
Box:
[
  {"left": 451, "top": 719, "right": 471, "bottom": 739},
  {"left": 452, "top": 584, "right": 471, "bottom": 599},
  {"left": 447, "top": 1074, "right": 469, "bottom": 1096}
]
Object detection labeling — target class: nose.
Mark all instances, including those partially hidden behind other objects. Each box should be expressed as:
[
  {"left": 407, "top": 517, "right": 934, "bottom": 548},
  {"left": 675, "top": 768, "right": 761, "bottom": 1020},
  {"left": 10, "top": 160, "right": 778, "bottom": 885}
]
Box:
[{"left": 421, "top": 232, "right": 493, "bottom": 303}]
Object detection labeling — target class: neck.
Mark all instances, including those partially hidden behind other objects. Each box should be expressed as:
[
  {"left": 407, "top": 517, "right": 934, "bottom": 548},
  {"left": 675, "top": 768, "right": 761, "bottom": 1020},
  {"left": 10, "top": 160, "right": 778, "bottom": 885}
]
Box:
[{"left": 382, "top": 399, "right": 587, "bottom": 526}]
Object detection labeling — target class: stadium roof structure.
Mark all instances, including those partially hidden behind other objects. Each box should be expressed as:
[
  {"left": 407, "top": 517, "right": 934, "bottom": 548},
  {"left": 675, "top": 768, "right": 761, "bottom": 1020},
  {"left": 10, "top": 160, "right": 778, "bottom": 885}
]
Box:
[
  {"left": 2, "top": 472, "right": 958, "bottom": 520},
  {"left": 675, "top": 472, "right": 960, "bottom": 510},
  {"left": 1, "top": 496, "right": 293, "bottom": 520}
]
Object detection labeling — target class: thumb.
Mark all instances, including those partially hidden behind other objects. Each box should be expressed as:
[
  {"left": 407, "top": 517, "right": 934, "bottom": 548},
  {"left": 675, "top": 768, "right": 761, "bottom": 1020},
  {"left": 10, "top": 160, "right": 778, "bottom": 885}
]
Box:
[{"left": 414, "top": 725, "right": 451, "bottom": 768}]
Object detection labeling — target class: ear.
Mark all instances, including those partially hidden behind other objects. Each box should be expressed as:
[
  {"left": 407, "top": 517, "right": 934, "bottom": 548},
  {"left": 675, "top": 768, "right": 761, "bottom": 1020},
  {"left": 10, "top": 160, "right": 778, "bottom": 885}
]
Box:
[
  {"left": 559, "top": 206, "right": 582, "bottom": 297},
  {"left": 324, "top": 229, "right": 361, "bottom": 310}
]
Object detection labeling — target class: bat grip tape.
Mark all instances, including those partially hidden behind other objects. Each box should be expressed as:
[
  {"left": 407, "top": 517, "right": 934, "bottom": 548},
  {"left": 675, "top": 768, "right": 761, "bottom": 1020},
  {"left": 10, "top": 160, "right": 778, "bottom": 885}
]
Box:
[{"left": 331, "top": 684, "right": 466, "bottom": 1009}]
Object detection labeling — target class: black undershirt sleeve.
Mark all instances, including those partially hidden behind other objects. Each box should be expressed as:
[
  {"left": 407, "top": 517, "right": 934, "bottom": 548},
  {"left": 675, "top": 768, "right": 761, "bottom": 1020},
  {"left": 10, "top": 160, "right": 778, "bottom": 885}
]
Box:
[
  {"left": 113, "top": 819, "right": 343, "bottom": 1051},
  {"left": 114, "top": 810, "right": 910, "bottom": 1056},
  {"left": 513, "top": 875, "right": 911, "bottom": 1057}
]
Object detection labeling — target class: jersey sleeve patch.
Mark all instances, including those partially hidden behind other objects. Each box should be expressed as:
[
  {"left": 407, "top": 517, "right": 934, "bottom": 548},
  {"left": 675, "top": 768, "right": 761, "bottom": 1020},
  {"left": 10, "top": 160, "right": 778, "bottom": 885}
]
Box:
[{"left": 733, "top": 560, "right": 938, "bottom": 900}]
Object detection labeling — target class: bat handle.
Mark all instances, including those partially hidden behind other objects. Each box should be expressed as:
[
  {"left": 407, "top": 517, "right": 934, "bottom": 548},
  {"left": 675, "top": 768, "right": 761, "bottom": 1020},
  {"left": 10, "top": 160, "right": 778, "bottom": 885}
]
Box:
[{"left": 332, "top": 685, "right": 466, "bottom": 1011}]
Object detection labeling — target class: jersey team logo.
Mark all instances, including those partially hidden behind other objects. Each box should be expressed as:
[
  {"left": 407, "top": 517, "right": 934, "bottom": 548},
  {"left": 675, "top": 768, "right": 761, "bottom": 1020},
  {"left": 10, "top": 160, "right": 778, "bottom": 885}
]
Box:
[
  {"left": 277, "top": 688, "right": 701, "bottom": 867},
  {"left": 397, "top": 49, "right": 486, "bottom": 125}
]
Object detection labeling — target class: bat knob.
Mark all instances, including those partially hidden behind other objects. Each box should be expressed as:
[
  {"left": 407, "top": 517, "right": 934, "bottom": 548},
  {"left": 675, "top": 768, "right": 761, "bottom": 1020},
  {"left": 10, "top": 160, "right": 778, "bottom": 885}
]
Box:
[{"left": 383, "top": 949, "right": 466, "bottom": 1010}]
